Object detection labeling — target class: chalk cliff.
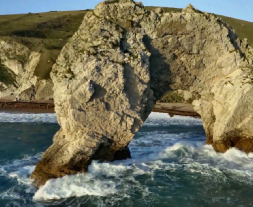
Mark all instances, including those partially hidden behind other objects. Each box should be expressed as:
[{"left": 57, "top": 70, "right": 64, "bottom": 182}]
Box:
[
  {"left": 31, "top": 0, "right": 253, "bottom": 187},
  {"left": 0, "top": 39, "right": 53, "bottom": 101}
]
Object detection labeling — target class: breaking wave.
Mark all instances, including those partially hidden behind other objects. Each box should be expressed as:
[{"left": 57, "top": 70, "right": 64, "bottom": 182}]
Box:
[
  {"left": 0, "top": 113, "right": 57, "bottom": 123},
  {"left": 1, "top": 112, "right": 253, "bottom": 206},
  {"left": 144, "top": 113, "right": 202, "bottom": 126},
  {"left": 32, "top": 142, "right": 253, "bottom": 204},
  {"left": 0, "top": 112, "right": 201, "bottom": 125}
]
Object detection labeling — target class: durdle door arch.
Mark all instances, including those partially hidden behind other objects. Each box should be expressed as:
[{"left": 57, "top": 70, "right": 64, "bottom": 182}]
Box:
[{"left": 31, "top": 0, "right": 253, "bottom": 187}]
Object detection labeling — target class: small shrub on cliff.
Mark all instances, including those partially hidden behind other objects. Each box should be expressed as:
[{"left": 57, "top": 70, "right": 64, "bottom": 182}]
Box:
[
  {"left": 104, "top": 0, "right": 120, "bottom": 3},
  {"left": 0, "top": 60, "right": 17, "bottom": 86},
  {"left": 159, "top": 92, "right": 184, "bottom": 103}
]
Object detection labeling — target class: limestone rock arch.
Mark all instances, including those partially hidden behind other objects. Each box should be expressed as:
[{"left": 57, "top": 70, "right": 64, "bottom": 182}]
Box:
[{"left": 31, "top": 0, "right": 253, "bottom": 187}]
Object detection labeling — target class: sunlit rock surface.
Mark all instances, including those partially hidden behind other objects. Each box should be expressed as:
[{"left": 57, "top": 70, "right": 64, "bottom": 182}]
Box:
[
  {"left": 31, "top": 0, "right": 253, "bottom": 187},
  {"left": 0, "top": 39, "right": 54, "bottom": 101}
]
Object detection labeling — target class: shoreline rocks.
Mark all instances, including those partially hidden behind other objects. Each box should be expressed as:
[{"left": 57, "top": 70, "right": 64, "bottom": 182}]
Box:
[{"left": 31, "top": 0, "right": 253, "bottom": 187}]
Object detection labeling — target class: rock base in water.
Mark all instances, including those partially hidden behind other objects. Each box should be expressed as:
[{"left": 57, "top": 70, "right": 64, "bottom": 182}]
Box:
[
  {"left": 31, "top": 146, "right": 131, "bottom": 187},
  {"left": 213, "top": 138, "right": 253, "bottom": 153},
  {"left": 31, "top": 0, "right": 253, "bottom": 186}
]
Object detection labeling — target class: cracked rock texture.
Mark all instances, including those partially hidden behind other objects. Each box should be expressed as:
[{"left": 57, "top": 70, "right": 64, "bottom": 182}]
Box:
[
  {"left": 0, "top": 39, "right": 53, "bottom": 101},
  {"left": 31, "top": 0, "right": 253, "bottom": 187}
]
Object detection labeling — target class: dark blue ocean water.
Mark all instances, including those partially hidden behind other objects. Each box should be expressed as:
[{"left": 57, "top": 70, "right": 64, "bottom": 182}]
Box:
[{"left": 0, "top": 112, "right": 253, "bottom": 207}]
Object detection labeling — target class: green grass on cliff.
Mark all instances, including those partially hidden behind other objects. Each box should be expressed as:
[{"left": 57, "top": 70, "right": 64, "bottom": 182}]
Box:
[
  {"left": 145, "top": 6, "right": 182, "bottom": 13},
  {"left": 0, "top": 60, "right": 17, "bottom": 87},
  {"left": 158, "top": 91, "right": 184, "bottom": 103},
  {"left": 0, "top": 10, "right": 88, "bottom": 48},
  {"left": 0, "top": 10, "right": 89, "bottom": 79},
  {"left": 0, "top": 7, "right": 252, "bottom": 80},
  {"left": 215, "top": 15, "right": 253, "bottom": 45}
]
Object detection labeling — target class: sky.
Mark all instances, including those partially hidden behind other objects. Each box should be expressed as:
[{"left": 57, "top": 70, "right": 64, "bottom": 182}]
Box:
[{"left": 0, "top": 0, "right": 252, "bottom": 22}]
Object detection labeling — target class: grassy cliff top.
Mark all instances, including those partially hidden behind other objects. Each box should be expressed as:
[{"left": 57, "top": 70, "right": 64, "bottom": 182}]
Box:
[
  {"left": 0, "top": 10, "right": 89, "bottom": 79},
  {"left": 0, "top": 7, "right": 252, "bottom": 79}
]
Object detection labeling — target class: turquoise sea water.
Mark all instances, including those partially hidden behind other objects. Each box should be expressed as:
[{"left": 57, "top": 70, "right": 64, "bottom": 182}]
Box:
[{"left": 0, "top": 112, "right": 253, "bottom": 206}]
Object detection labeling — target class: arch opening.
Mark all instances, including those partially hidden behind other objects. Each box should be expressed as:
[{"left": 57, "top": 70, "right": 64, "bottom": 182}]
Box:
[{"left": 31, "top": 0, "right": 253, "bottom": 187}]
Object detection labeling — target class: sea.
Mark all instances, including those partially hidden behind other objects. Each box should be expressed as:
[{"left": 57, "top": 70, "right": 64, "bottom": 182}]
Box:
[{"left": 0, "top": 112, "right": 253, "bottom": 207}]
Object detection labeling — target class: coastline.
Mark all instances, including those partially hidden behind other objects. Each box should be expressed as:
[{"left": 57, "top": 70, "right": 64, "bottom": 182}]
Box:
[
  {"left": 153, "top": 102, "right": 201, "bottom": 118},
  {"left": 0, "top": 100, "right": 55, "bottom": 114},
  {"left": 0, "top": 99, "right": 200, "bottom": 117}
]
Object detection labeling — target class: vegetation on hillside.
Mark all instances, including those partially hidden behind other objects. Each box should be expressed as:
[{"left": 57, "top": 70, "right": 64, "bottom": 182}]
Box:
[
  {"left": 0, "top": 60, "right": 17, "bottom": 87},
  {"left": 0, "top": 6, "right": 251, "bottom": 81},
  {"left": 158, "top": 92, "right": 185, "bottom": 103},
  {"left": 0, "top": 10, "right": 89, "bottom": 79}
]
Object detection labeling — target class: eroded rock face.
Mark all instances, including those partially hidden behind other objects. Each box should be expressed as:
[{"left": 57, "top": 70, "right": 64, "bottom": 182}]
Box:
[
  {"left": 0, "top": 39, "right": 54, "bottom": 101},
  {"left": 17, "top": 79, "right": 53, "bottom": 101},
  {"left": 31, "top": 0, "right": 253, "bottom": 187},
  {"left": 0, "top": 39, "right": 36, "bottom": 98}
]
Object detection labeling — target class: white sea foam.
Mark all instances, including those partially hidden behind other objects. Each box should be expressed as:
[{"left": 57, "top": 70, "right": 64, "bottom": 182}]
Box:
[
  {"left": 33, "top": 162, "right": 130, "bottom": 201},
  {"left": 33, "top": 159, "right": 154, "bottom": 201},
  {"left": 0, "top": 154, "right": 42, "bottom": 203},
  {"left": 0, "top": 112, "right": 201, "bottom": 126},
  {"left": 0, "top": 113, "right": 57, "bottom": 123},
  {"left": 2, "top": 111, "right": 253, "bottom": 205},
  {"left": 144, "top": 112, "right": 202, "bottom": 126},
  {"left": 9, "top": 166, "right": 35, "bottom": 186},
  {"left": 33, "top": 141, "right": 253, "bottom": 202},
  {"left": 31, "top": 113, "right": 252, "bottom": 202},
  {"left": 159, "top": 142, "right": 253, "bottom": 185},
  {"left": 1, "top": 138, "right": 252, "bottom": 205}
]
